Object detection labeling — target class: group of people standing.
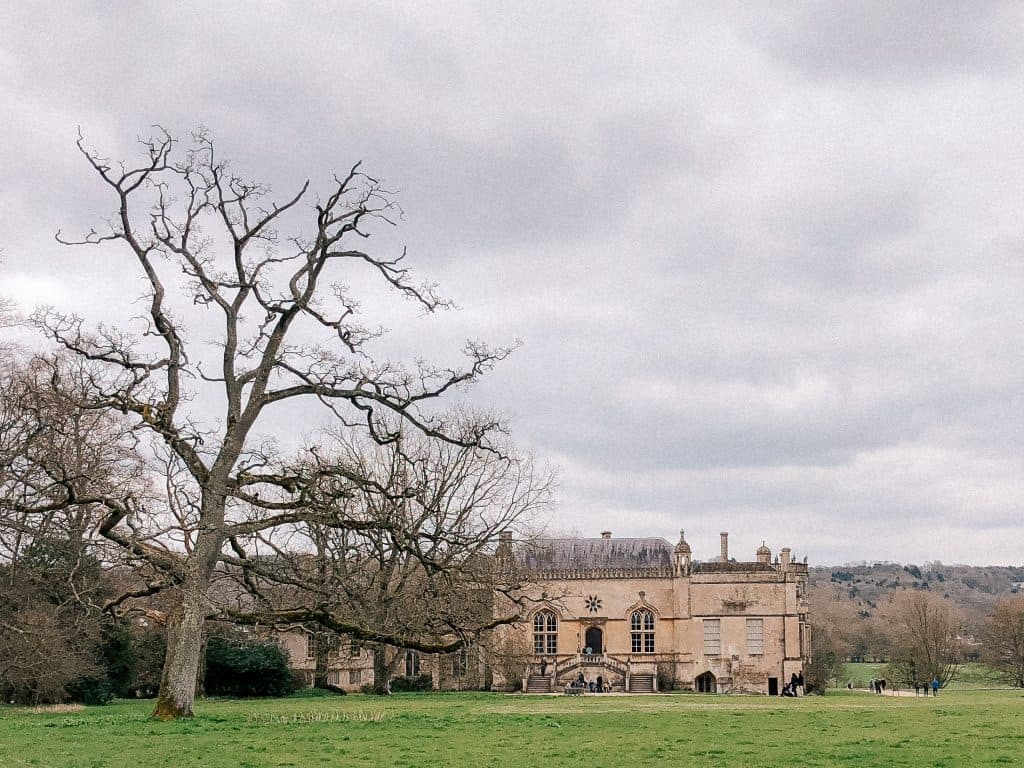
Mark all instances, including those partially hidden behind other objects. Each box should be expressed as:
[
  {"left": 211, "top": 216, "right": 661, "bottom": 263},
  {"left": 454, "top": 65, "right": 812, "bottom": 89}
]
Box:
[
  {"left": 569, "top": 672, "right": 607, "bottom": 693},
  {"left": 867, "top": 676, "right": 941, "bottom": 695}
]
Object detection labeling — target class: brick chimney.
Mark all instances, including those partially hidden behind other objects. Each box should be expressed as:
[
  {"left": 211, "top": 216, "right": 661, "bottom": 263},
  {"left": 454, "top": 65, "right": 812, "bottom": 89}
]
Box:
[
  {"left": 720, "top": 531, "right": 729, "bottom": 562},
  {"left": 780, "top": 547, "right": 792, "bottom": 570}
]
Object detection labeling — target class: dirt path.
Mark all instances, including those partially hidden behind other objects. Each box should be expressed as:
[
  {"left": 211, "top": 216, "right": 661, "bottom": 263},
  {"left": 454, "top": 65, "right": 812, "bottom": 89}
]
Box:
[{"left": 854, "top": 687, "right": 938, "bottom": 697}]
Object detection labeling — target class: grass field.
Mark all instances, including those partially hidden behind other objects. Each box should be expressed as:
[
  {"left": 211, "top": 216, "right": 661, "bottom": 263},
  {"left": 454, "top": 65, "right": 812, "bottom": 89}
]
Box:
[{"left": 1, "top": 689, "right": 1021, "bottom": 768}]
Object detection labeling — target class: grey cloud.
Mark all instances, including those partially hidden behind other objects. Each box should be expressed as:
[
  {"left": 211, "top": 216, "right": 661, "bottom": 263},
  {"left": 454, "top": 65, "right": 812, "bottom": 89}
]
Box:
[
  {"left": 740, "top": 1, "right": 1024, "bottom": 83},
  {"left": 1, "top": 3, "right": 1021, "bottom": 565}
]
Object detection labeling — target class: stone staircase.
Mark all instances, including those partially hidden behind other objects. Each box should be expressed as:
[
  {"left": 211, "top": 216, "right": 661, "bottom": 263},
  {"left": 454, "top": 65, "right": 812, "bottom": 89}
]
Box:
[
  {"left": 526, "top": 675, "right": 553, "bottom": 693},
  {"left": 628, "top": 673, "right": 655, "bottom": 693},
  {"left": 558, "top": 654, "right": 628, "bottom": 678}
]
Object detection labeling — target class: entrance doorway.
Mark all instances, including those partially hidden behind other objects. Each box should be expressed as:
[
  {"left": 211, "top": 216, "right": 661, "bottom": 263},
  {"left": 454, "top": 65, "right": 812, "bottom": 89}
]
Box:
[
  {"left": 695, "top": 671, "right": 717, "bottom": 693},
  {"left": 584, "top": 626, "right": 603, "bottom": 654},
  {"left": 768, "top": 677, "right": 779, "bottom": 696}
]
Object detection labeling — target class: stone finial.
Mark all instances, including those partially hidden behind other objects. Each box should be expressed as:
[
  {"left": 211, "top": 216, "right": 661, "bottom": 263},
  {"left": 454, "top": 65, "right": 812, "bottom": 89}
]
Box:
[{"left": 675, "top": 530, "right": 691, "bottom": 554}]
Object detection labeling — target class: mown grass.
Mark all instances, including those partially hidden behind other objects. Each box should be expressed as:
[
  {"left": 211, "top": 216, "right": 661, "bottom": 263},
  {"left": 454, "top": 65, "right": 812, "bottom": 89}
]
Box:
[{"left": 1, "top": 689, "right": 1021, "bottom": 767}]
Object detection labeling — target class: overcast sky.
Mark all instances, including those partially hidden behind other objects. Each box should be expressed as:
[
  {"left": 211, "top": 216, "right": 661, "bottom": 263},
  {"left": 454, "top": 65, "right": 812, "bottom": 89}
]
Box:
[{"left": 2, "top": 2, "right": 1021, "bottom": 565}]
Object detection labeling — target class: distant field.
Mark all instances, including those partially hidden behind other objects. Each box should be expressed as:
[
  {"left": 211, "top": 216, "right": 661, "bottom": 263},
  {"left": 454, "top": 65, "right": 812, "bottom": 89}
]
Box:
[
  {"left": 2, "top": 689, "right": 1023, "bottom": 768},
  {"left": 842, "top": 662, "right": 1013, "bottom": 691}
]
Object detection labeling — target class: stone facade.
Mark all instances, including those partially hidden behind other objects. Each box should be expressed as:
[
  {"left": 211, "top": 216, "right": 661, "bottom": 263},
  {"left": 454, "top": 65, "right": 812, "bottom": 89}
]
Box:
[
  {"left": 280, "top": 529, "right": 810, "bottom": 694},
  {"left": 280, "top": 632, "right": 490, "bottom": 693},
  {"left": 495, "top": 530, "right": 810, "bottom": 694},
  {"left": 280, "top": 632, "right": 375, "bottom": 692}
]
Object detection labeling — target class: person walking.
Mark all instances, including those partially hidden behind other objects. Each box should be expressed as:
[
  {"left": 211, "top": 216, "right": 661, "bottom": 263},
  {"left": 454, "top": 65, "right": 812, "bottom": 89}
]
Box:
[{"left": 931, "top": 677, "right": 940, "bottom": 696}]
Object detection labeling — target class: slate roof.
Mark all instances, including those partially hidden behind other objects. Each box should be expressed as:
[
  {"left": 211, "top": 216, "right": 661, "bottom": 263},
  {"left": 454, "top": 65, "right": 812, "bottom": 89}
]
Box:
[{"left": 520, "top": 537, "right": 674, "bottom": 571}]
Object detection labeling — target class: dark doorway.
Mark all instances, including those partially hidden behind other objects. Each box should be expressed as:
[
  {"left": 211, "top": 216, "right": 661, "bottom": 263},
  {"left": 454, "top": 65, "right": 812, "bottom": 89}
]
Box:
[
  {"left": 584, "top": 626, "right": 603, "bottom": 654},
  {"left": 695, "top": 671, "right": 717, "bottom": 693},
  {"left": 768, "top": 677, "right": 779, "bottom": 696}
]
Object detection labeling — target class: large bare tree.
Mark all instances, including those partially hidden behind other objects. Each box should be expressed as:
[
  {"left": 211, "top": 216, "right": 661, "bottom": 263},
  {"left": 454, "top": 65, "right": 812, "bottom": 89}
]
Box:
[
  {"left": 981, "top": 596, "right": 1024, "bottom": 688},
  {"left": 31, "top": 128, "right": 514, "bottom": 718},
  {"left": 883, "top": 591, "right": 962, "bottom": 688}
]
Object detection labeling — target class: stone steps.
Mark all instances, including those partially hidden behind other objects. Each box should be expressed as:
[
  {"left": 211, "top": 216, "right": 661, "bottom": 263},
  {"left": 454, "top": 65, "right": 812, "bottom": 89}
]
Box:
[
  {"left": 526, "top": 675, "right": 552, "bottom": 693},
  {"left": 629, "top": 673, "right": 655, "bottom": 693}
]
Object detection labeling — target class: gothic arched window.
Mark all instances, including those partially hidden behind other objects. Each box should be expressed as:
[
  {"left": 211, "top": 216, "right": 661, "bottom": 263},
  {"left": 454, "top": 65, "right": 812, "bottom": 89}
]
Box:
[
  {"left": 631, "top": 609, "right": 655, "bottom": 653},
  {"left": 533, "top": 610, "right": 557, "bottom": 655}
]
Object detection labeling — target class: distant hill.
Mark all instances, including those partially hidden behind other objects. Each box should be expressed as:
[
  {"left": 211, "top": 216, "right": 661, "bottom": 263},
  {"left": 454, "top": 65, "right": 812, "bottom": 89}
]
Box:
[{"left": 809, "top": 562, "right": 1024, "bottom": 629}]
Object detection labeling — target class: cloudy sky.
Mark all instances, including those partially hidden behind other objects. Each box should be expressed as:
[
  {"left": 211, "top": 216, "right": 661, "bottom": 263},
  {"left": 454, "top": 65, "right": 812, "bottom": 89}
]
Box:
[{"left": 2, "top": 2, "right": 1021, "bottom": 565}]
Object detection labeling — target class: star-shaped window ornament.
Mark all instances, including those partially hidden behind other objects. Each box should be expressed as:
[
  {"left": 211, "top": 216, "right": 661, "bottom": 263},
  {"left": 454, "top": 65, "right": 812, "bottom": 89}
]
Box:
[{"left": 585, "top": 595, "right": 602, "bottom": 613}]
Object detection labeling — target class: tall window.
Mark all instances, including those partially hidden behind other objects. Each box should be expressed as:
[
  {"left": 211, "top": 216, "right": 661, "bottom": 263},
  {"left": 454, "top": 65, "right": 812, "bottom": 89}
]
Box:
[
  {"left": 703, "top": 619, "right": 721, "bottom": 655},
  {"left": 405, "top": 651, "right": 420, "bottom": 677},
  {"left": 453, "top": 647, "right": 470, "bottom": 677},
  {"left": 746, "top": 618, "right": 764, "bottom": 654},
  {"left": 533, "top": 610, "right": 558, "bottom": 655},
  {"left": 304, "top": 632, "right": 315, "bottom": 659},
  {"left": 631, "top": 609, "right": 655, "bottom": 653}
]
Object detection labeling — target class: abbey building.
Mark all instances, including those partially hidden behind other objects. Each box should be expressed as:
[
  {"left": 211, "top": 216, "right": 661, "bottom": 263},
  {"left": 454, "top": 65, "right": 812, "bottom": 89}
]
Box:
[
  {"left": 494, "top": 529, "right": 810, "bottom": 694},
  {"left": 282, "top": 529, "right": 810, "bottom": 694}
]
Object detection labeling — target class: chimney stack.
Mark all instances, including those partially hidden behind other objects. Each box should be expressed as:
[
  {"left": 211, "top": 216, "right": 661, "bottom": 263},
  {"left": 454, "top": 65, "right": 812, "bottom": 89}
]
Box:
[
  {"left": 780, "top": 547, "right": 792, "bottom": 569},
  {"left": 601, "top": 531, "right": 612, "bottom": 539},
  {"left": 720, "top": 531, "right": 729, "bottom": 562}
]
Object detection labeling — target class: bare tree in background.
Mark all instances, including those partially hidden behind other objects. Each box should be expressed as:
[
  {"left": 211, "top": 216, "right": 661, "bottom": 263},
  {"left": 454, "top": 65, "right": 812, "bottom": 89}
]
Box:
[
  {"left": 232, "top": 427, "right": 551, "bottom": 694},
  {"left": 30, "top": 128, "right": 515, "bottom": 718},
  {"left": 883, "top": 591, "right": 962, "bottom": 689},
  {"left": 0, "top": 356, "right": 144, "bottom": 565},
  {"left": 981, "top": 596, "right": 1024, "bottom": 688},
  {"left": 0, "top": 355, "right": 151, "bottom": 703}
]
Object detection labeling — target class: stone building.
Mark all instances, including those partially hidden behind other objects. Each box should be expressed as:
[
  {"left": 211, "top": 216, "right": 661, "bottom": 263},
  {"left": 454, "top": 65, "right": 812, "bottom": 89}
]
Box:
[
  {"left": 495, "top": 529, "right": 810, "bottom": 694},
  {"left": 280, "top": 631, "right": 491, "bottom": 694},
  {"left": 281, "top": 528, "right": 810, "bottom": 694}
]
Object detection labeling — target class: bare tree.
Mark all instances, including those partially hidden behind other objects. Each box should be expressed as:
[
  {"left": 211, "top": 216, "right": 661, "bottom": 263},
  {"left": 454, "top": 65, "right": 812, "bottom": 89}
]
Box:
[
  {"left": 231, "top": 427, "right": 551, "bottom": 694},
  {"left": 883, "top": 591, "right": 962, "bottom": 689},
  {"left": 804, "top": 585, "right": 855, "bottom": 691},
  {"left": 0, "top": 356, "right": 144, "bottom": 567},
  {"left": 0, "top": 538, "right": 106, "bottom": 704},
  {"left": 0, "top": 356, "right": 148, "bottom": 704},
  {"left": 981, "top": 596, "right": 1024, "bottom": 688},
  {"left": 32, "top": 128, "right": 514, "bottom": 718}
]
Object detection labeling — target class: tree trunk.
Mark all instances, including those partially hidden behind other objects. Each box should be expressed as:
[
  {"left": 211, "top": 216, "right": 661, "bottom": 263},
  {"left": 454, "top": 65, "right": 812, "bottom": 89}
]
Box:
[
  {"left": 152, "top": 501, "right": 225, "bottom": 720},
  {"left": 312, "top": 630, "right": 332, "bottom": 689},
  {"left": 372, "top": 646, "right": 393, "bottom": 695},
  {"left": 152, "top": 588, "right": 208, "bottom": 719}
]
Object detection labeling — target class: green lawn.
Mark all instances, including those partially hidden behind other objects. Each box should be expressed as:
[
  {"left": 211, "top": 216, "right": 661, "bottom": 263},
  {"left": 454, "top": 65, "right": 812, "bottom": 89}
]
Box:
[{"left": 1, "top": 689, "right": 1022, "bottom": 767}]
